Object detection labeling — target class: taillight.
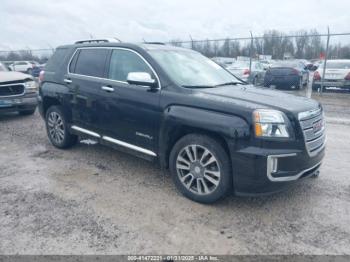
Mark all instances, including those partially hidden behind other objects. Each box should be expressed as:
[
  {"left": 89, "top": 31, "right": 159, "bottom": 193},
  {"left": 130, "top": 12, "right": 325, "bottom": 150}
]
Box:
[
  {"left": 345, "top": 72, "right": 350, "bottom": 80},
  {"left": 243, "top": 69, "right": 250, "bottom": 75},
  {"left": 313, "top": 71, "right": 321, "bottom": 81},
  {"left": 39, "top": 70, "right": 45, "bottom": 83}
]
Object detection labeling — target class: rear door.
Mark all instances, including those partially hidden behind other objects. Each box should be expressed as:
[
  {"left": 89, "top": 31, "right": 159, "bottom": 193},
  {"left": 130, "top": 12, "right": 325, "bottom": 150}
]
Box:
[{"left": 66, "top": 48, "right": 110, "bottom": 134}]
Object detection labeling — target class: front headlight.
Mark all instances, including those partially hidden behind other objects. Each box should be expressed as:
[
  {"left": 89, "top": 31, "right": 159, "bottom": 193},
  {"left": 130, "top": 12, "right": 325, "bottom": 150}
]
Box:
[
  {"left": 24, "top": 80, "right": 37, "bottom": 91},
  {"left": 253, "top": 109, "right": 289, "bottom": 138}
]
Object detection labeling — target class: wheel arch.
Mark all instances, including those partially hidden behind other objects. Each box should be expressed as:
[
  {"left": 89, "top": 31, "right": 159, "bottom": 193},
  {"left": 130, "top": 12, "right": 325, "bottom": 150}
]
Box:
[
  {"left": 158, "top": 105, "right": 250, "bottom": 170},
  {"left": 42, "top": 96, "right": 61, "bottom": 116}
]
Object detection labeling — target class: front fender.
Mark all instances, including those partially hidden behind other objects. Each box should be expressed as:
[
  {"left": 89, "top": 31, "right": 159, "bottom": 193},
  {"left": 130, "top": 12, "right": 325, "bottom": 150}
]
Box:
[{"left": 158, "top": 105, "right": 250, "bottom": 168}]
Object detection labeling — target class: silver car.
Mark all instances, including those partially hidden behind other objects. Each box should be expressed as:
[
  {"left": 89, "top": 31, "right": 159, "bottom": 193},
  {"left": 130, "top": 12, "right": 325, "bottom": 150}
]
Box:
[
  {"left": 227, "top": 61, "right": 265, "bottom": 85},
  {"left": 313, "top": 59, "right": 350, "bottom": 91}
]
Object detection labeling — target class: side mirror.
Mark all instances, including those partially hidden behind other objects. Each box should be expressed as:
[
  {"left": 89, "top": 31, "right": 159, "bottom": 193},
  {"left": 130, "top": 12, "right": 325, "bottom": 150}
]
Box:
[{"left": 127, "top": 72, "right": 157, "bottom": 88}]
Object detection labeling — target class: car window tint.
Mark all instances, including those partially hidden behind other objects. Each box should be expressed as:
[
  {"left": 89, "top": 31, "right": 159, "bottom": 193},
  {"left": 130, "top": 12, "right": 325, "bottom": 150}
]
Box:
[
  {"left": 108, "top": 49, "right": 153, "bottom": 82},
  {"left": 75, "top": 49, "right": 109, "bottom": 78}
]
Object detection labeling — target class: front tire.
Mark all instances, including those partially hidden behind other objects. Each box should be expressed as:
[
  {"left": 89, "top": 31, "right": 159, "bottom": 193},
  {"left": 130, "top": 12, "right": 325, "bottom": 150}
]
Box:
[
  {"left": 169, "top": 134, "right": 232, "bottom": 203},
  {"left": 45, "top": 105, "right": 77, "bottom": 149}
]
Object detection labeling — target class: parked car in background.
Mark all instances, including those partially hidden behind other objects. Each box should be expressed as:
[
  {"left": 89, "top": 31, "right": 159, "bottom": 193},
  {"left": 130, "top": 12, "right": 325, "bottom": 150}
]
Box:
[
  {"left": 211, "top": 57, "right": 235, "bottom": 68},
  {"left": 0, "top": 62, "right": 9, "bottom": 72},
  {"left": 264, "top": 60, "right": 309, "bottom": 89},
  {"left": 313, "top": 59, "right": 350, "bottom": 91},
  {"left": 0, "top": 62, "right": 38, "bottom": 115},
  {"left": 31, "top": 63, "right": 46, "bottom": 77},
  {"left": 8, "top": 61, "right": 39, "bottom": 75},
  {"left": 297, "top": 59, "right": 316, "bottom": 71},
  {"left": 259, "top": 60, "right": 272, "bottom": 70},
  {"left": 1, "top": 61, "right": 14, "bottom": 70},
  {"left": 227, "top": 61, "right": 266, "bottom": 85}
]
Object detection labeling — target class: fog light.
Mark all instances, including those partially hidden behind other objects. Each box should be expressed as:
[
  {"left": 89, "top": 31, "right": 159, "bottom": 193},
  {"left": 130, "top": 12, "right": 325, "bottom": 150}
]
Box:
[{"left": 270, "top": 157, "right": 278, "bottom": 173}]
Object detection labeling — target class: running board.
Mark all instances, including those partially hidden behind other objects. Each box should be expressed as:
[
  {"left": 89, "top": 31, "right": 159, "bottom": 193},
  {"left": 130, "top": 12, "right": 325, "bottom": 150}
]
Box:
[{"left": 102, "top": 136, "right": 157, "bottom": 157}]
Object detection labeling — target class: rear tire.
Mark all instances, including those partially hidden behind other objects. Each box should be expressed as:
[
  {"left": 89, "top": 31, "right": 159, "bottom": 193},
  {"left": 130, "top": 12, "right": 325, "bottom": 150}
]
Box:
[
  {"left": 169, "top": 134, "right": 232, "bottom": 203},
  {"left": 45, "top": 105, "right": 77, "bottom": 149}
]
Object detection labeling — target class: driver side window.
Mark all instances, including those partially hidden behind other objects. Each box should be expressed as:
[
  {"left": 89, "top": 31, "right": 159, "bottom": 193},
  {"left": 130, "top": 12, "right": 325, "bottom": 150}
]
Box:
[{"left": 108, "top": 49, "right": 153, "bottom": 83}]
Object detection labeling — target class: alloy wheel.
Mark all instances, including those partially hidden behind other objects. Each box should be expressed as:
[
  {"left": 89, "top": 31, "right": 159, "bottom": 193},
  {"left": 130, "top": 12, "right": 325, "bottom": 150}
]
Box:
[
  {"left": 47, "top": 111, "right": 65, "bottom": 144},
  {"left": 176, "top": 145, "right": 221, "bottom": 195}
]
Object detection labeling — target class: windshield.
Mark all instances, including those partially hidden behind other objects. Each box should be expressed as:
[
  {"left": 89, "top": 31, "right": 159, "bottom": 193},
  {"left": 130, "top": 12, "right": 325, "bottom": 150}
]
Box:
[
  {"left": 149, "top": 49, "right": 241, "bottom": 87},
  {"left": 0, "top": 63, "right": 9, "bottom": 72}
]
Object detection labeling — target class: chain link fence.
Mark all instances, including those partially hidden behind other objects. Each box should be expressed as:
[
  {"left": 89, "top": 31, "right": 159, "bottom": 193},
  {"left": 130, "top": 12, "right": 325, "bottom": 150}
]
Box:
[
  {"left": 0, "top": 48, "right": 54, "bottom": 68},
  {"left": 1, "top": 31, "right": 350, "bottom": 100}
]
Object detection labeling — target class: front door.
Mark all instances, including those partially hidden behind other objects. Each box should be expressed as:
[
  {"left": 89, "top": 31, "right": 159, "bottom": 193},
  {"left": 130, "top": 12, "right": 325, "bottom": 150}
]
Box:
[{"left": 99, "top": 48, "right": 161, "bottom": 154}]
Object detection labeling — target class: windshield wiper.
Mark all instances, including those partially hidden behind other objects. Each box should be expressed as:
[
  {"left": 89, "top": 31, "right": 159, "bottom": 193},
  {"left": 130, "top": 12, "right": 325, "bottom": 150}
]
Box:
[
  {"left": 214, "top": 81, "right": 241, "bottom": 87},
  {"left": 182, "top": 85, "right": 214, "bottom": 88}
]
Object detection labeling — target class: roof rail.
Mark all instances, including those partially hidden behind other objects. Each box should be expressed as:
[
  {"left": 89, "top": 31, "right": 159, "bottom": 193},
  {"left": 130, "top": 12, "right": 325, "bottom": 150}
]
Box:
[
  {"left": 143, "top": 42, "right": 166, "bottom": 45},
  {"left": 75, "top": 37, "right": 122, "bottom": 44}
]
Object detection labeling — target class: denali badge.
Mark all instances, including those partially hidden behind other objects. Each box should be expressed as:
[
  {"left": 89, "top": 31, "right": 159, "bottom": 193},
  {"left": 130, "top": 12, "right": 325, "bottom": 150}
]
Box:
[{"left": 136, "top": 132, "right": 153, "bottom": 140}]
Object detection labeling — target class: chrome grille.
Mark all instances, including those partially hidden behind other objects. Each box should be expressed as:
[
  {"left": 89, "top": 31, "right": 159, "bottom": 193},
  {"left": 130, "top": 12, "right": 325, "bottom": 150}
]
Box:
[
  {"left": 0, "top": 83, "right": 25, "bottom": 97},
  {"left": 299, "top": 108, "right": 326, "bottom": 157}
]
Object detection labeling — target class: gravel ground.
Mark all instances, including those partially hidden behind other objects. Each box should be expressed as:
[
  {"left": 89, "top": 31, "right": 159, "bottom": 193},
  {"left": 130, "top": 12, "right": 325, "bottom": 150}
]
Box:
[{"left": 0, "top": 92, "right": 349, "bottom": 255}]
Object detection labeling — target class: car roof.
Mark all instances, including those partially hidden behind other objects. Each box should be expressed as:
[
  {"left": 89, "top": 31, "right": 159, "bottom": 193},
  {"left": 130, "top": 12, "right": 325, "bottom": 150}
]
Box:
[{"left": 57, "top": 42, "right": 193, "bottom": 53}]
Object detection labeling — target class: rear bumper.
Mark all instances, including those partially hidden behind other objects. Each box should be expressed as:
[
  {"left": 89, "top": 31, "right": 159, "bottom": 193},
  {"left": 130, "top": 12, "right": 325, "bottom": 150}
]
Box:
[
  {"left": 264, "top": 75, "right": 299, "bottom": 86},
  {"left": 313, "top": 80, "right": 350, "bottom": 89},
  {"left": 230, "top": 145, "right": 325, "bottom": 196},
  {"left": 0, "top": 93, "right": 38, "bottom": 113}
]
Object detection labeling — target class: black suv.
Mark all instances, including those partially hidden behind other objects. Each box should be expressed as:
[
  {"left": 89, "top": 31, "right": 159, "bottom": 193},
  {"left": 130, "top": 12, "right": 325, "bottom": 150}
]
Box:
[{"left": 38, "top": 40, "right": 326, "bottom": 203}]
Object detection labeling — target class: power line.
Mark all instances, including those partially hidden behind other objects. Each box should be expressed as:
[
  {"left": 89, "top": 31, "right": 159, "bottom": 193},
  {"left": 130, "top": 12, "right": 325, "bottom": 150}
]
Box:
[{"left": 168, "top": 32, "right": 350, "bottom": 44}]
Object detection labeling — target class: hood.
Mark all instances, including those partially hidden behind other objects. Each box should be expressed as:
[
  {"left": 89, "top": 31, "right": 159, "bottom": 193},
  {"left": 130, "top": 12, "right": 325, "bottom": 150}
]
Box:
[
  {"left": 0, "top": 71, "right": 33, "bottom": 83},
  {"left": 194, "top": 84, "right": 319, "bottom": 114}
]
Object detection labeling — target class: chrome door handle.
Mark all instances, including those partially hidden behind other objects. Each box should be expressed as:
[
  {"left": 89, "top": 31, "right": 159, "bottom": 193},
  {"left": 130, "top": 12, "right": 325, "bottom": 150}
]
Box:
[
  {"left": 64, "top": 78, "right": 72, "bottom": 84},
  {"left": 101, "top": 86, "right": 114, "bottom": 92}
]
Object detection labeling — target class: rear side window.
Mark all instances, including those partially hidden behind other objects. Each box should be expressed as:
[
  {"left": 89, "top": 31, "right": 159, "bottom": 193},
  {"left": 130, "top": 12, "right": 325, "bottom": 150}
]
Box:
[
  {"left": 69, "top": 51, "right": 79, "bottom": 72},
  {"left": 45, "top": 48, "right": 69, "bottom": 71},
  {"left": 108, "top": 49, "right": 153, "bottom": 82},
  {"left": 74, "top": 49, "right": 109, "bottom": 78}
]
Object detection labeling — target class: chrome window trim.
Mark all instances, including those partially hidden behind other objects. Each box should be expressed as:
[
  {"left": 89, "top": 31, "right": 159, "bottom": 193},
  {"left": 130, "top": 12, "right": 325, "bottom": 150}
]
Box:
[
  {"left": 0, "top": 83, "right": 25, "bottom": 97},
  {"left": 102, "top": 136, "right": 157, "bottom": 157},
  {"left": 267, "top": 153, "right": 322, "bottom": 182},
  {"left": 66, "top": 46, "right": 161, "bottom": 89},
  {"left": 71, "top": 125, "right": 100, "bottom": 138}
]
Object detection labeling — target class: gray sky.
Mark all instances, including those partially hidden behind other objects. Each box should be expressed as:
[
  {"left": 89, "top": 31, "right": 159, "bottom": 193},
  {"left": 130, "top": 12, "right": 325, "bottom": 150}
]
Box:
[{"left": 1, "top": 0, "right": 350, "bottom": 50}]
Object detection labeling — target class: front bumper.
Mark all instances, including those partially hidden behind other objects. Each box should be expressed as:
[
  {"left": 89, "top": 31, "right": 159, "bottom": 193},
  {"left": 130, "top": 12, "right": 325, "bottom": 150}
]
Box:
[
  {"left": 0, "top": 92, "right": 38, "bottom": 113},
  {"left": 230, "top": 145, "right": 325, "bottom": 196}
]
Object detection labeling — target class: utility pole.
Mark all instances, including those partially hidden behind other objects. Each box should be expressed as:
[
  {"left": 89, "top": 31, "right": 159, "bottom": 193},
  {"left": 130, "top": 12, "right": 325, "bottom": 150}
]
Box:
[
  {"left": 249, "top": 31, "right": 253, "bottom": 74},
  {"left": 320, "top": 27, "right": 330, "bottom": 95}
]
